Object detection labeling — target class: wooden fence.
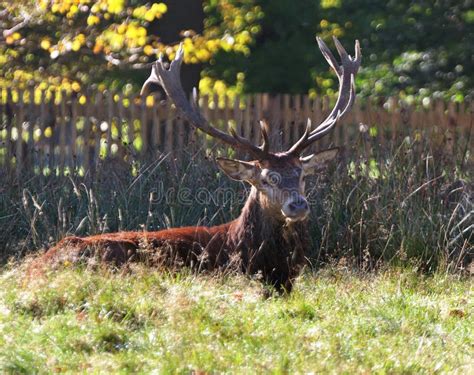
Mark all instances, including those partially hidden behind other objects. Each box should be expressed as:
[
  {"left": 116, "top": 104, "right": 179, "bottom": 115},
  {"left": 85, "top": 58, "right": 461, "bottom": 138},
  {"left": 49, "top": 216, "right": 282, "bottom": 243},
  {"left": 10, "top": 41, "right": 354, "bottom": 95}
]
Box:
[{"left": 0, "top": 87, "right": 472, "bottom": 175}]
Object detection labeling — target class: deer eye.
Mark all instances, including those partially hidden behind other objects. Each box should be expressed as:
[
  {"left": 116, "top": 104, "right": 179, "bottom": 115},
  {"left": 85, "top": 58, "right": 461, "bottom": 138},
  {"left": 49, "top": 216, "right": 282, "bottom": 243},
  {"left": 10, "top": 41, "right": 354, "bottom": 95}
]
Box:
[{"left": 261, "top": 179, "right": 270, "bottom": 187}]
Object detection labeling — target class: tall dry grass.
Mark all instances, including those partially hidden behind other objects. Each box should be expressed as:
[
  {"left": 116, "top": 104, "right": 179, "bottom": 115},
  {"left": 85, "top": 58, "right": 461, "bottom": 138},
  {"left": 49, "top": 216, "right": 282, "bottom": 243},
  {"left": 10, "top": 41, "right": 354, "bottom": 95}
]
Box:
[{"left": 0, "top": 128, "right": 472, "bottom": 272}]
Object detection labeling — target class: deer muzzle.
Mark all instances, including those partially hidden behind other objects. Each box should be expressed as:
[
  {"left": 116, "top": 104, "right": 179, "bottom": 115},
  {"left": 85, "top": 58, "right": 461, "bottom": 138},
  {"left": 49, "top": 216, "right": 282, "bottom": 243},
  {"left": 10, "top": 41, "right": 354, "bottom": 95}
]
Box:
[{"left": 281, "top": 196, "right": 310, "bottom": 221}]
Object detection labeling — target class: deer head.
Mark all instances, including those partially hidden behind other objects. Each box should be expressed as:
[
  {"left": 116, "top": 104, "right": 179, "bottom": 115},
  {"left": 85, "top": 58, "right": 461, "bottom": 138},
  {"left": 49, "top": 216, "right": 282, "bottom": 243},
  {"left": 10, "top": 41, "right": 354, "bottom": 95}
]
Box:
[{"left": 141, "top": 36, "right": 361, "bottom": 222}]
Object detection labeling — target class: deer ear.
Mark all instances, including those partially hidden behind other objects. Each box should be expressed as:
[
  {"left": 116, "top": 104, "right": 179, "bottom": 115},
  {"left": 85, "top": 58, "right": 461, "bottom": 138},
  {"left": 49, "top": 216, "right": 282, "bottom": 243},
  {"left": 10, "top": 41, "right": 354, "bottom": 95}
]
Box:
[
  {"left": 300, "top": 147, "right": 339, "bottom": 175},
  {"left": 216, "top": 157, "right": 259, "bottom": 181}
]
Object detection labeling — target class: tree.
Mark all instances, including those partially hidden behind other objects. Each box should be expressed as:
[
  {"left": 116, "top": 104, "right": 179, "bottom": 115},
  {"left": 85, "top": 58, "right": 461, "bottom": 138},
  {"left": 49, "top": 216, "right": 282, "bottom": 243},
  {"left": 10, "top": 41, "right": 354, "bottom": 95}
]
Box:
[
  {"left": 0, "top": 0, "right": 261, "bottom": 95},
  {"left": 205, "top": 0, "right": 474, "bottom": 101},
  {"left": 2, "top": 1, "right": 472, "bottom": 101}
]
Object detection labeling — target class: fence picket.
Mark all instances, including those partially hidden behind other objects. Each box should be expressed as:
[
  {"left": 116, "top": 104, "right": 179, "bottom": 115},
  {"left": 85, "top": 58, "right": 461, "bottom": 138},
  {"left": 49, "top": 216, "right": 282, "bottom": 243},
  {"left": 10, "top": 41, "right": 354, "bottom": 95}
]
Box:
[
  {"left": 151, "top": 94, "right": 161, "bottom": 149},
  {"left": 27, "top": 86, "right": 35, "bottom": 167},
  {"left": 5, "top": 88, "right": 13, "bottom": 166},
  {"left": 94, "top": 91, "right": 103, "bottom": 171},
  {"left": 38, "top": 90, "right": 47, "bottom": 173},
  {"left": 243, "top": 96, "right": 251, "bottom": 140},
  {"left": 176, "top": 109, "right": 184, "bottom": 153},
  {"left": 164, "top": 98, "right": 173, "bottom": 153},
  {"left": 106, "top": 91, "right": 114, "bottom": 158},
  {"left": 16, "top": 89, "right": 24, "bottom": 175},
  {"left": 321, "top": 96, "right": 330, "bottom": 148},
  {"left": 70, "top": 93, "right": 78, "bottom": 170},
  {"left": 57, "top": 91, "right": 66, "bottom": 173},
  {"left": 140, "top": 96, "right": 148, "bottom": 154},
  {"left": 127, "top": 95, "right": 135, "bottom": 154},
  {"left": 82, "top": 92, "right": 91, "bottom": 172},
  {"left": 254, "top": 94, "right": 262, "bottom": 145}
]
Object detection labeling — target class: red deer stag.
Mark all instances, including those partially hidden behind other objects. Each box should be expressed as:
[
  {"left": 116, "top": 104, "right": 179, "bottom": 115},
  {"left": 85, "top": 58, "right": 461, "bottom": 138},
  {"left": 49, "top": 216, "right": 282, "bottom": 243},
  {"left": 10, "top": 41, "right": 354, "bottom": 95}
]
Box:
[{"left": 37, "top": 37, "right": 361, "bottom": 293}]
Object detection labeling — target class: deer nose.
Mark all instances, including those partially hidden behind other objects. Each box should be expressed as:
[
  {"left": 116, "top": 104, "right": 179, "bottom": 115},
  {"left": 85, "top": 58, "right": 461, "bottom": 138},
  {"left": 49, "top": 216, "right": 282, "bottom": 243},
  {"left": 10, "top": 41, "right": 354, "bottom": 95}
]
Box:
[
  {"left": 289, "top": 198, "right": 308, "bottom": 212},
  {"left": 289, "top": 198, "right": 309, "bottom": 212},
  {"left": 283, "top": 197, "right": 310, "bottom": 220}
]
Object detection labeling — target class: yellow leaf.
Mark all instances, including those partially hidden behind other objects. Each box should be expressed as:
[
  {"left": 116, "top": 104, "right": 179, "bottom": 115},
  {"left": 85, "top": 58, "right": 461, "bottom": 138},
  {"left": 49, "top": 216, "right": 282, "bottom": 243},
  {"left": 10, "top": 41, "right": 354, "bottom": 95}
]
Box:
[
  {"left": 107, "top": 0, "right": 124, "bottom": 14},
  {"left": 117, "top": 23, "right": 126, "bottom": 34},
  {"left": 125, "top": 26, "right": 138, "bottom": 39},
  {"left": 87, "top": 15, "right": 100, "bottom": 26},
  {"left": 132, "top": 6, "right": 147, "bottom": 19},
  {"left": 71, "top": 40, "right": 81, "bottom": 51},
  {"left": 137, "top": 36, "right": 146, "bottom": 47},
  {"left": 196, "top": 49, "right": 211, "bottom": 61},
  {"left": 144, "top": 10, "right": 155, "bottom": 22},
  {"left": 154, "top": 3, "right": 167, "bottom": 14},
  {"left": 146, "top": 95, "right": 154, "bottom": 107},
  {"left": 143, "top": 45, "right": 154, "bottom": 56},
  {"left": 40, "top": 39, "right": 51, "bottom": 50},
  {"left": 137, "top": 27, "right": 147, "bottom": 37}
]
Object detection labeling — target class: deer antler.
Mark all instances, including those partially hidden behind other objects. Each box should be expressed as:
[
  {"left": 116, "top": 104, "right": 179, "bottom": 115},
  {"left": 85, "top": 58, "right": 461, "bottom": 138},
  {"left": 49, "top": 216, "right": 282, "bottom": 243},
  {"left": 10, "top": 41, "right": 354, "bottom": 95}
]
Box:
[
  {"left": 287, "top": 36, "right": 361, "bottom": 155},
  {"left": 141, "top": 45, "right": 269, "bottom": 160}
]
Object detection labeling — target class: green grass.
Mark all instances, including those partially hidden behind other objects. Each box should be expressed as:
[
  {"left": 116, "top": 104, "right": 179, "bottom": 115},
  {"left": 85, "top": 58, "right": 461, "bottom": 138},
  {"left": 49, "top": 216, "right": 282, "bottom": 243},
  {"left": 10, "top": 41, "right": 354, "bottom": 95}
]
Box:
[{"left": 0, "top": 264, "right": 472, "bottom": 373}]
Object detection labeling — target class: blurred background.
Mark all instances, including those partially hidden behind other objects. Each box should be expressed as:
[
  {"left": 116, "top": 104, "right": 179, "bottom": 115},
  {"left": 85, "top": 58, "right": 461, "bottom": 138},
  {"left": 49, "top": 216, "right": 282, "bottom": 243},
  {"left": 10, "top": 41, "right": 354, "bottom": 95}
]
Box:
[{"left": 1, "top": 0, "right": 473, "bottom": 101}]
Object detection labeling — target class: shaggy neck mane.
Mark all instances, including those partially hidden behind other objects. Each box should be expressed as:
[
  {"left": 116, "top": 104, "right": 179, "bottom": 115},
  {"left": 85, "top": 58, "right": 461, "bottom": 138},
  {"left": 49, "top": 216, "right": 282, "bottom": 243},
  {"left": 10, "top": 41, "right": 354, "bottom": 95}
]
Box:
[
  {"left": 225, "top": 186, "right": 309, "bottom": 290},
  {"left": 229, "top": 187, "right": 309, "bottom": 256}
]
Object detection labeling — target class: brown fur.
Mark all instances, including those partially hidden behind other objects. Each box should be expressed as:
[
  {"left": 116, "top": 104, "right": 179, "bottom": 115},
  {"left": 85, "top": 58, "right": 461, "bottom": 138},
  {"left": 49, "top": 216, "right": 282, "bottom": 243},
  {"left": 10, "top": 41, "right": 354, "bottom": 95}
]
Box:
[{"left": 34, "top": 184, "right": 309, "bottom": 293}]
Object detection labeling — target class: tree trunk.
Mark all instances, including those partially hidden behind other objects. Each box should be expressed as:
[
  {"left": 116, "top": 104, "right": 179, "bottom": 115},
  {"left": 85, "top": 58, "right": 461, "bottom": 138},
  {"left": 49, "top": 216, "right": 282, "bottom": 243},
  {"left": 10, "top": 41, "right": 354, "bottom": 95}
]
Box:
[{"left": 150, "top": 0, "right": 204, "bottom": 94}]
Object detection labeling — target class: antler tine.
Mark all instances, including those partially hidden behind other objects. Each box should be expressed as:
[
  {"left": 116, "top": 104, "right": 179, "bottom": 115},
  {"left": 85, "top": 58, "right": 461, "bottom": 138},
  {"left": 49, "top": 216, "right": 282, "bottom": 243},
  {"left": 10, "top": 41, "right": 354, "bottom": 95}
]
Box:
[
  {"left": 287, "top": 37, "right": 361, "bottom": 155},
  {"left": 287, "top": 119, "right": 312, "bottom": 154},
  {"left": 317, "top": 37, "right": 342, "bottom": 76},
  {"left": 141, "top": 44, "right": 268, "bottom": 160},
  {"left": 259, "top": 120, "right": 270, "bottom": 154}
]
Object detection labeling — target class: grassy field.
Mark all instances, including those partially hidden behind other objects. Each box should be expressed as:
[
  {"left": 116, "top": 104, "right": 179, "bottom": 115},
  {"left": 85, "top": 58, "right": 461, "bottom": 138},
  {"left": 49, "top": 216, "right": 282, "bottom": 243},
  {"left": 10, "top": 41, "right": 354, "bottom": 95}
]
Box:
[
  {"left": 0, "top": 264, "right": 472, "bottom": 373},
  {"left": 0, "top": 128, "right": 471, "bottom": 372}
]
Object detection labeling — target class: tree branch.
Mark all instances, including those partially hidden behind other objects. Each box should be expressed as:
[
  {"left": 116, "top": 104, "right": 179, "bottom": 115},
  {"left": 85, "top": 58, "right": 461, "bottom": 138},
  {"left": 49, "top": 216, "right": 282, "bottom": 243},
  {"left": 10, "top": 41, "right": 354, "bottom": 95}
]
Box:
[{"left": 3, "top": 15, "right": 31, "bottom": 38}]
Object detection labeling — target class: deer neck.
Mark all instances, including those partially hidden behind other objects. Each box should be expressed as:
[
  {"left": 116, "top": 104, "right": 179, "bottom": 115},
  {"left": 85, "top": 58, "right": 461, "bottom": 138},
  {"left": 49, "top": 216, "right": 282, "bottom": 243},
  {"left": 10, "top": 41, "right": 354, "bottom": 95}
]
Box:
[{"left": 229, "top": 186, "right": 308, "bottom": 249}]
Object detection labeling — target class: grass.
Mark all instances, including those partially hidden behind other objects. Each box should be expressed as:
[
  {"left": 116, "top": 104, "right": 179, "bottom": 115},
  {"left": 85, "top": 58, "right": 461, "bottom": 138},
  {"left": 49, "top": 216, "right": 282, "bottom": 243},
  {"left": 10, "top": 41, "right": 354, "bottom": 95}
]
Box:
[{"left": 0, "top": 264, "right": 472, "bottom": 373}]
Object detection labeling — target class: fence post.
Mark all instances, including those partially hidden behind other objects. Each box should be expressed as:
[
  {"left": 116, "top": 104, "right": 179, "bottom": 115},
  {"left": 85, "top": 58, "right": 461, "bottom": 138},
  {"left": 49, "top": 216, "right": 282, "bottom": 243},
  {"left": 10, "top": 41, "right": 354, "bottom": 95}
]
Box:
[
  {"left": 151, "top": 93, "right": 161, "bottom": 150},
  {"left": 105, "top": 90, "right": 114, "bottom": 159},
  {"left": 82, "top": 90, "right": 91, "bottom": 174},
  {"left": 253, "top": 94, "right": 262, "bottom": 145},
  {"left": 127, "top": 94, "right": 135, "bottom": 156},
  {"left": 59, "top": 90, "right": 68, "bottom": 174},
  {"left": 140, "top": 94, "right": 148, "bottom": 154},
  {"left": 15, "top": 89, "right": 25, "bottom": 177},
  {"left": 27, "top": 85, "right": 35, "bottom": 168},
  {"left": 164, "top": 98, "right": 174, "bottom": 153}
]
